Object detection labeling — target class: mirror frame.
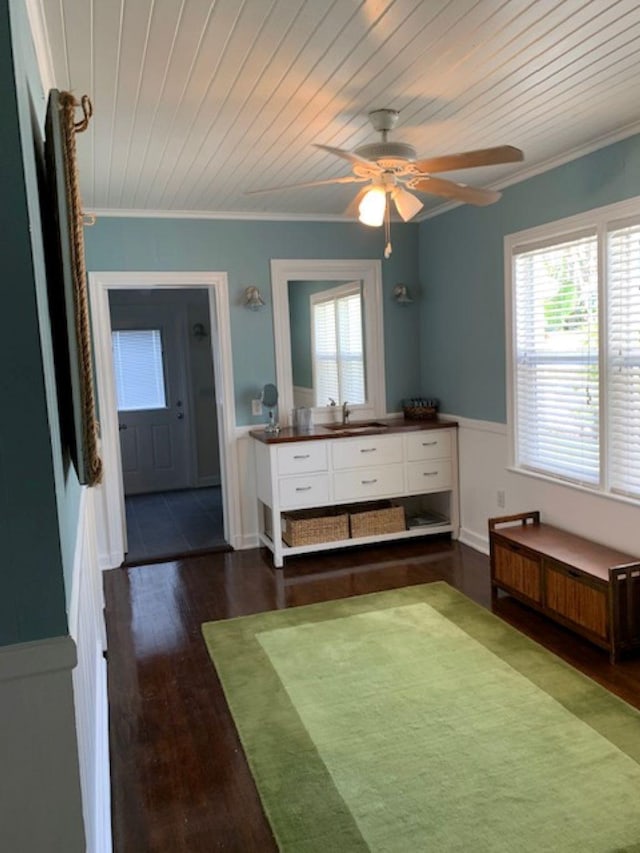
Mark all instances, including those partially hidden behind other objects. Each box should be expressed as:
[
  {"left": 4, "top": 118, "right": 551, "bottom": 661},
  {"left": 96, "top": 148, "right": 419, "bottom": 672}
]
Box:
[{"left": 270, "top": 259, "right": 386, "bottom": 426}]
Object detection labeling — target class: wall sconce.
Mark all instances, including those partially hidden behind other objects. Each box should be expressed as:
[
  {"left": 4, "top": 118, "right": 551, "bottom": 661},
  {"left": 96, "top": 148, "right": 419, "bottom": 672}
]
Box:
[
  {"left": 192, "top": 322, "right": 208, "bottom": 340},
  {"left": 393, "top": 283, "right": 414, "bottom": 305},
  {"left": 243, "top": 286, "right": 266, "bottom": 311}
]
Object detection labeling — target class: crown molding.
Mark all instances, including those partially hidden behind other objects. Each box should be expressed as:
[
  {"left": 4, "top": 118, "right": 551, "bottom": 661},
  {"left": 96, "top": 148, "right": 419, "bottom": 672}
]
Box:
[
  {"left": 25, "top": 0, "right": 56, "bottom": 93},
  {"left": 418, "top": 120, "right": 640, "bottom": 221},
  {"left": 85, "top": 207, "right": 355, "bottom": 223}
]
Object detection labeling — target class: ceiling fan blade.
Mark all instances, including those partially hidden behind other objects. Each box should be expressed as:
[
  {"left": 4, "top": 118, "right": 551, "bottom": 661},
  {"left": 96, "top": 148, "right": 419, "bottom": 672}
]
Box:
[
  {"left": 245, "top": 175, "right": 366, "bottom": 195},
  {"left": 410, "top": 176, "right": 501, "bottom": 206},
  {"left": 413, "top": 145, "right": 523, "bottom": 174},
  {"left": 314, "top": 143, "right": 379, "bottom": 168}
]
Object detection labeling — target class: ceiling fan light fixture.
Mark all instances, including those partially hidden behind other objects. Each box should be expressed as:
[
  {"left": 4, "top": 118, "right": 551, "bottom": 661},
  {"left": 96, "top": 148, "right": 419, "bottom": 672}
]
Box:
[
  {"left": 391, "top": 185, "right": 423, "bottom": 221},
  {"left": 358, "top": 186, "right": 386, "bottom": 226}
]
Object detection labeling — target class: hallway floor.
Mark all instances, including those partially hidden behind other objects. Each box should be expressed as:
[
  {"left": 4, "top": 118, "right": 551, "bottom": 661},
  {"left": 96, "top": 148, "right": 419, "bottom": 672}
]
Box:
[{"left": 124, "top": 486, "right": 225, "bottom": 564}]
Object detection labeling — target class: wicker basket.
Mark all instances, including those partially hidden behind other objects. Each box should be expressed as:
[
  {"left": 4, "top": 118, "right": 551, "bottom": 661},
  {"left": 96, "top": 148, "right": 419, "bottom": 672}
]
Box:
[
  {"left": 282, "top": 508, "right": 349, "bottom": 547},
  {"left": 349, "top": 502, "right": 406, "bottom": 539},
  {"left": 403, "top": 403, "right": 438, "bottom": 420}
]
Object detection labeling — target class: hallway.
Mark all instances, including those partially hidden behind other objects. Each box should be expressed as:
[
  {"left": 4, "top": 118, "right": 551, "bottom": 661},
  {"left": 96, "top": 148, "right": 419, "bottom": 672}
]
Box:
[{"left": 124, "top": 486, "right": 226, "bottom": 565}]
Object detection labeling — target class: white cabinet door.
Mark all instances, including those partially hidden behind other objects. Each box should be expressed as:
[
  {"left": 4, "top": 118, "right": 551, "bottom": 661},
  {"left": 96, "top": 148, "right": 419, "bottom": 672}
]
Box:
[
  {"left": 333, "top": 465, "right": 404, "bottom": 501},
  {"left": 406, "top": 459, "right": 452, "bottom": 493},
  {"left": 276, "top": 442, "right": 328, "bottom": 475},
  {"left": 405, "top": 430, "right": 452, "bottom": 461},
  {"left": 332, "top": 435, "right": 403, "bottom": 469},
  {"left": 279, "top": 475, "right": 330, "bottom": 509}
]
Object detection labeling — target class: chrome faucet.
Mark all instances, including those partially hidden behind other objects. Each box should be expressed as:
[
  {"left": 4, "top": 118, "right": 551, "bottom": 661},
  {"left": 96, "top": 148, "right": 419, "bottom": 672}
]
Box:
[{"left": 342, "top": 401, "right": 351, "bottom": 425}]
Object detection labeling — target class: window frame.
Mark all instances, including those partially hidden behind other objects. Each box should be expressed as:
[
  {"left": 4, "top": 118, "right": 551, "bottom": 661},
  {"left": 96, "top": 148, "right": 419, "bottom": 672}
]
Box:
[
  {"left": 111, "top": 327, "right": 168, "bottom": 413},
  {"left": 505, "top": 194, "right": 640, "bottom": 506}
]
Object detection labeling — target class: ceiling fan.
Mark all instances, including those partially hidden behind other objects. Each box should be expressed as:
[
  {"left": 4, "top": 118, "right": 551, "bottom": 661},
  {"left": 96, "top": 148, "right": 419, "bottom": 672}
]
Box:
[{"left": 247, "top": 108, "right": 523, "bottom": 257}]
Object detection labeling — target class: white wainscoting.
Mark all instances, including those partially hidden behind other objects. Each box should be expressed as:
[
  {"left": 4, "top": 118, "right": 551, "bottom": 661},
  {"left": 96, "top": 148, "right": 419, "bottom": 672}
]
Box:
[
  {"left": 68, "top": 487, "right": 112, "bottom": 853},
  {"left": 0, "top": 635, "right": 85, "bottom": 852},
  {"left": 236, "top": 428, "right": 260, "bottom": 549},
  {"left": 455, "top": 415, "right": 640, "bottom": 556}
]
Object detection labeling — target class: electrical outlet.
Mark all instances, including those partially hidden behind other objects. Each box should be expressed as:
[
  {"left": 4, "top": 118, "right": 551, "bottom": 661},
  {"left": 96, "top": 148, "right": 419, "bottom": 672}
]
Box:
[
  {"left": 251, "top": 398, "right": 262, "bottom": 416},
  {"left": 497, "top": 490, "right": 506, "bottom": 509}
]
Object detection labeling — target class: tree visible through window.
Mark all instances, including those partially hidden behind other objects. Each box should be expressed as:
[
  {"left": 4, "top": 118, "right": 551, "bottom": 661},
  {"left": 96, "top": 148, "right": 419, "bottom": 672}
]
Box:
[{"left": 311, "top": 283, "right": 365, "bottom": 407}]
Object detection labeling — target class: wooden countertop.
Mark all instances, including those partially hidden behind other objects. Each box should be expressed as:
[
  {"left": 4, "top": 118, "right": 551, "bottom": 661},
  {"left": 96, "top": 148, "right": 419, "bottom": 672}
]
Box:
[{"left": 249, "top": 416, "right": 457, "bottom": 444}]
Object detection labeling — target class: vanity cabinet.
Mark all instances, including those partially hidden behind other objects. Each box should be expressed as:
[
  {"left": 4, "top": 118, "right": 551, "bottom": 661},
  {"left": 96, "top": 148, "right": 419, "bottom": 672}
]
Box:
[{"left": 252, "top": 422, "right": 459, "bottom": 567}]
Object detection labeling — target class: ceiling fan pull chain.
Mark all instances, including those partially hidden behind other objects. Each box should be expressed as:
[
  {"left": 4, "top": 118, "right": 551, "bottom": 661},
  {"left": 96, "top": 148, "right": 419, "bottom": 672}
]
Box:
[{"left": 384, "top": 194, "right": 392, "bottom": 258}]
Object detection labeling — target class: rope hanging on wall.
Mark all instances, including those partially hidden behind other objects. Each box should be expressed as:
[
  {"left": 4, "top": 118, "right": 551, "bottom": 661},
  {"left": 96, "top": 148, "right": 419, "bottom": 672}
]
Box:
[{"left": 58, "top": 91, "right": 103, "bottom": 486}]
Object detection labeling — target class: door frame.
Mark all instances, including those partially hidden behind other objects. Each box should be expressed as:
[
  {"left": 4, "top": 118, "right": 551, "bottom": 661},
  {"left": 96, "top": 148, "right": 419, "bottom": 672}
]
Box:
[{"left": 88, "top": 271, "right": 240, "bottom": 567}]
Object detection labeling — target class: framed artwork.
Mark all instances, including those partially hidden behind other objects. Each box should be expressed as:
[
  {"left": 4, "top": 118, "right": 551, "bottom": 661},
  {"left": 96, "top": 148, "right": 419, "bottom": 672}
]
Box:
[{"left": 44, "top": 89, "right": 102, "bottom": 486}]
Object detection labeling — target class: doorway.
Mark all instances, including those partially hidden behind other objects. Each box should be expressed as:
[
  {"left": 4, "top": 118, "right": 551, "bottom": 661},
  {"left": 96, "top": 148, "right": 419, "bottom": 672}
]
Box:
[
  {"left": 88, "top": 271, "right": 240, "bottom": 569},
  {"left": 109, "top": 288, "right": 224, "bottom": 563}
]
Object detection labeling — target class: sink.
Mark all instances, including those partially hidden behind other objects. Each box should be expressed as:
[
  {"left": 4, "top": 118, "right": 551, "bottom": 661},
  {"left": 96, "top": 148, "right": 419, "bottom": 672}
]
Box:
[{"left": 323, "top": 420, "right": 388, "bottom": 432}]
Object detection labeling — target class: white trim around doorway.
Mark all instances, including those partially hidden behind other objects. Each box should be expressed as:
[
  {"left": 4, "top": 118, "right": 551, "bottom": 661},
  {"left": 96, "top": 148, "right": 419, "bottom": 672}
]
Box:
[{"left": 88, "top": 271, "right": 241, "bottom": 567}]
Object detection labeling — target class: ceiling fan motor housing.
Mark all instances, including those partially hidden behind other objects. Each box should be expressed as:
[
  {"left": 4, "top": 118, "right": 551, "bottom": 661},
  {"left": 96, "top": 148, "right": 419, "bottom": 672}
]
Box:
[{"left": 355, "top": 141, "right": 417, "bottom": 170}]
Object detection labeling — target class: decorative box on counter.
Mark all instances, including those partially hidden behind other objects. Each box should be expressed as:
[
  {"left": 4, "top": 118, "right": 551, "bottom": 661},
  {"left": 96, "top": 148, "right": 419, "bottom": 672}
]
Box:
[{"left": 403, "top": 397, "right": 439, "bottom": 420}]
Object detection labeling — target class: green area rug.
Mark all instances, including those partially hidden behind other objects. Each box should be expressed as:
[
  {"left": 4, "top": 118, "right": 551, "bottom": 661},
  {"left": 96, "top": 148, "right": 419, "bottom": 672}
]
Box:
[{"left": 202, "top": 582, "right": 640, "bottom": 852}]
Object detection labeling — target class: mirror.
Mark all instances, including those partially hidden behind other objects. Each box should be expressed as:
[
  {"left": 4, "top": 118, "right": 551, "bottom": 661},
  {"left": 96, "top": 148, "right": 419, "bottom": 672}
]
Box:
[
  {"left": 288, "top": 279, "right": 366, "bottom": 408},
  {"left": 270, "top": 259, "right": 386, "bottom": 426},
  {"left": 262, "top": 382, "right": 279, "bottom": 434},
  {"left": 262, "top": 383, "right": 278, "bottom": 408}
]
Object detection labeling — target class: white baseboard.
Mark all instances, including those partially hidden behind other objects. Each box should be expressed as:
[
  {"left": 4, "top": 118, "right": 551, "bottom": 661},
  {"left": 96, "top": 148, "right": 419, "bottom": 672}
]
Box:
[
  {"left": 238, "top": 534, "right": 260, "bottom": 550},
  {"left": 458, "top": 527, "right": 490, "bottom": 555}
]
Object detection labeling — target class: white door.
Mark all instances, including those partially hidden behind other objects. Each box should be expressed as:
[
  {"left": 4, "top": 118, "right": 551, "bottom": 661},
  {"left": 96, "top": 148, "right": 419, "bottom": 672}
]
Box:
[{"left": 111, "top": 303, "right": 190, "bottom": 495}]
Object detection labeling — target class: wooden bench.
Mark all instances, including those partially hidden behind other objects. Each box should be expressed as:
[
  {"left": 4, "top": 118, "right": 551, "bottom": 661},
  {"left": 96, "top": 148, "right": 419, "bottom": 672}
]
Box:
[{"left": 489, "top": 511, "right": 640, "bottom": 662}]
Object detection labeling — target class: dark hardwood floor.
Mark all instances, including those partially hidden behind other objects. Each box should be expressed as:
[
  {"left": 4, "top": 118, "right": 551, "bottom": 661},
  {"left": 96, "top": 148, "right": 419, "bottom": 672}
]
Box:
[{"left": 103, "top": 538, "right": 640, "bottom": 852}]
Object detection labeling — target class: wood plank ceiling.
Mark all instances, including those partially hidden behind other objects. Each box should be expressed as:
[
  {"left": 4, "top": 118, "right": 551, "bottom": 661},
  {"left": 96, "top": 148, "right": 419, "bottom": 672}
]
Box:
[{"left": 38, "top": 0, "right": 640, "bottom": 219}]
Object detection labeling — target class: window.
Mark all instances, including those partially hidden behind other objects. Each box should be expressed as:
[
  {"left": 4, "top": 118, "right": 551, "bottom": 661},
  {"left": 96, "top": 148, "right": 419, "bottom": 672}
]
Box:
[
  {"left": 508, "top": 200, "right": 640, "bottom": 502},
  {"left": 311, "top": 283, "right": 366, "bottom": 406},
  {"left": 111, "top": 329, "right": 167, "bottom": 411}
]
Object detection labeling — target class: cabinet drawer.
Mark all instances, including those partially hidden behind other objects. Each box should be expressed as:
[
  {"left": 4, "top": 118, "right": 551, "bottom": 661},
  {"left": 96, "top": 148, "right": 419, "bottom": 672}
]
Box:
[
  {"left": 276, "top": 442, "right": 328, "bottom": 475},
  {"left": 279, "top": 475, "right": 330, "bottom": 509},
  {"left": 407, "top": 459, "right": 452, "bottom": 493},
  {"left": 333, "top": 465, "right": 404, "bottom": 501},
  {"left": 405, "top": 430, "right": 452, "bottom": 461},
  {"left": 493, "top": 540, "right": 542, "bottom": 603},
  {"left": 544, "top": 563, "right": 608, "bottom": 639},
  {"left": 332, "top": 435, "right": 403, "bottom": 470}
]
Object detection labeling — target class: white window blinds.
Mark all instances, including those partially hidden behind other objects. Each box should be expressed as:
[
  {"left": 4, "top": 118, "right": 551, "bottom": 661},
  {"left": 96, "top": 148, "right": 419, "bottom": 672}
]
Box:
[
  {"left": 607, "top": 221, "right": 640, "bottom": 499},
  {"left": 514, "top": 232, "right": 599, "bottom": 485},
  {"left": 111, "top": 329, "right": 167, "bottom": 411},
  {"left": 312, "top": 286, "right": 365, "bottom": 406}
]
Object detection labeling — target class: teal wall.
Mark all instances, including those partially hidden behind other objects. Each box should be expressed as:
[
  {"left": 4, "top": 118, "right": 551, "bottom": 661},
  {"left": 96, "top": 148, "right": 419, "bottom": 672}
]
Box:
[
  {"left": 84, "top": 218, "right": 422, "bottom": 421},
  {"left": 418, "top": 133, "right": 640, "bottom": 423},
  {"left": 1, "top": 0, "right": 81, "bottom": 644}
]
